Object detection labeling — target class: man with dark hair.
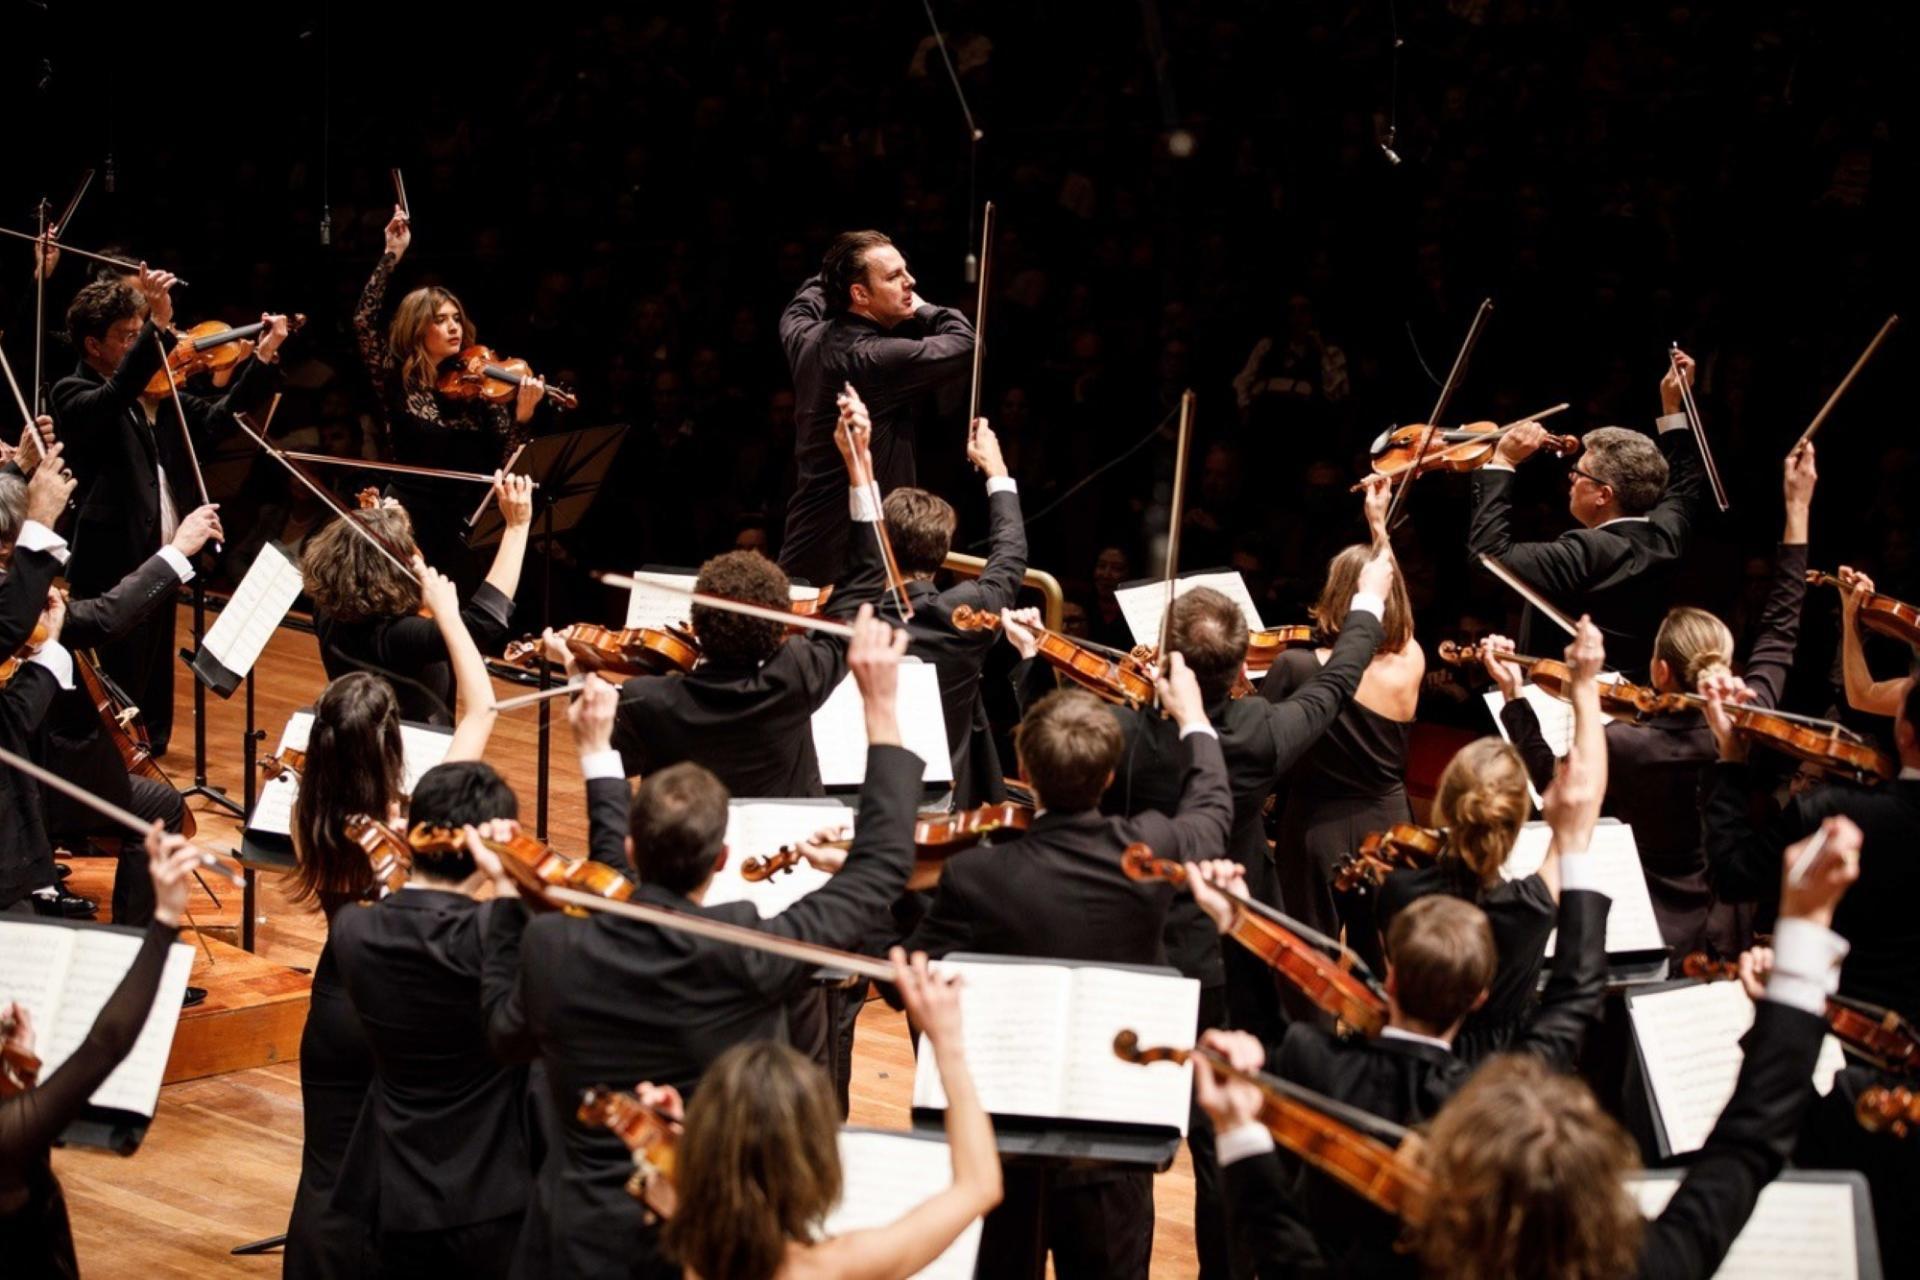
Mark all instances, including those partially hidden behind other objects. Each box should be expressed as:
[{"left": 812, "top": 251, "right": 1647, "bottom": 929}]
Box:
[
  {"left": 479, "top": 610, "right": 922, "bottom": 1280},
  {"left": 777, "top": 229, "right": 974, "bottom": 587},
  {"left": 1467, "top": 354, "right": 1706, "bottom": 677},
  {"left": 51, "top": 267, "right": 288, "bottom": 754},
  {"left": 325, "top": 760, "right": 531, "bottom": 1279}
]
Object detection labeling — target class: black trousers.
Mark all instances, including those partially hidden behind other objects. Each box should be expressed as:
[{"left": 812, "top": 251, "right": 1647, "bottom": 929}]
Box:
[
  {"left": 97, "top": 606, "right": 176, "bottom": 755},
  {"left": 375, "top": 1211, "right": 521, "bottom": 1280},
  {"left": 973, "top": 1166, "right": 1155, "bottom": 1280},
  {"left": 110, "top": 776, "right": 187, "bottom": 927}
]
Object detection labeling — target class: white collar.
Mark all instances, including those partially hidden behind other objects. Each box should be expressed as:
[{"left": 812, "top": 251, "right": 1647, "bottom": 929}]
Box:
[
  {"left": 1380, "top": 1025, "right": 1454, "bottom": 1054},
  {"left": 1901, "top": 766, "right": 1920, "bottom": 782}
]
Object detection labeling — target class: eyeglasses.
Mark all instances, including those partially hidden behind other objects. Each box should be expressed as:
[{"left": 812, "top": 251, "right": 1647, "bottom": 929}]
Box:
[{"left": 1570, "top": 465, "right": 1603, "bottom": 486}]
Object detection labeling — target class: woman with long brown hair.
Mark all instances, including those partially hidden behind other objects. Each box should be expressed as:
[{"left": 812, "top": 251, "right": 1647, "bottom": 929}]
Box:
[{"left": 640, "top": 950, "right": 1000, "bottom": 1280}]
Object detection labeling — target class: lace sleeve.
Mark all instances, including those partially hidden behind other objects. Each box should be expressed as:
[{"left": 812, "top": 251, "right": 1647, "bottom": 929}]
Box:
[{"left": 354, "top": 253, "right": 398, "bottom": 401}]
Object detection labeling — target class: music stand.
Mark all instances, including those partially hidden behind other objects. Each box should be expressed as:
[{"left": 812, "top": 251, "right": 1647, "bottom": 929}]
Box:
[{"left": 467, "top": 424, "right": 627, "bottom": 836}]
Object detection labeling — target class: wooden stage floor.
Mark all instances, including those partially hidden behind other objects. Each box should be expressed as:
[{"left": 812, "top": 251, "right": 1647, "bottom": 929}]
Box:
[{"left": 52, "top": 605, "right": 1199, "bottom": 1277}]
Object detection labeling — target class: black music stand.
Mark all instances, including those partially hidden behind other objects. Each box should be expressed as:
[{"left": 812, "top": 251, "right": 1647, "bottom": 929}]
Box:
[
  {"left": 467, "top": 424, "right": 627, "bottom": 837},
  {"left": 176, "top": 574, "right": 247, "bottom": 820}
]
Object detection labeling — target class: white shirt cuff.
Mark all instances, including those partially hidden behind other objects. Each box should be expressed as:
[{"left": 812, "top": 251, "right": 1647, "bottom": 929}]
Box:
[
  {"left": 1655, "top": 412, "right": 1690, "bottom": 435},
  {"left": 1481, "top": 461, "right": 1516, "bottom": 473},
  {"left": 1348, "top": 590, "right": 1386, "bottom": 621},
  {"left": 1557, "top": 850, "right": 1608, "bottom": 896},
  {"left": 579, "top": 749, "right": 626, "bottom": 781},
  {"left": 985, "top": 476, "right": 1018, "bottom": 496},
  {"left": 1763, "top": 916, "right": 1849, "bottom": 1021},
  {"left": 1179, "top": 722, "right": 1219, "bottom": 741},
  {"left": 28, "top": 641, "right": 74, "bottom": 690},
  {"left": 16, "top": 520, "right": 69, "bottom": 563},
  {"left": 156, "top": 545, "right": 196, "bottom": 583},
  {"left": 1215, "top": 1122, "right": 1276, "bottom": 1167},
  {"left": 849, "top": 483, "right": 883, "bottom": 523}
]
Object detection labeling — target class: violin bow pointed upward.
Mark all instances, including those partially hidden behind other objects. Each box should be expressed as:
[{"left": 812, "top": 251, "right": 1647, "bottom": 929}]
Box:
[
  {"left": 1156, "top": 390, "right": 1198, "bottom": 668},
  {"left": 1669, "top": 342, "right": 1729, "bottom": 512},
  {"left": 1796, "top": 314, "right": 1899, "bottom": 448},
  {"left": 152, "top": 331, "right": 220, "bottom": 554},
  {"left": 1384, "top": 297, "right": 1494, "bottom": 529},
  {"left": 966, "top": 200, "right": 995, "bottom": 458}
]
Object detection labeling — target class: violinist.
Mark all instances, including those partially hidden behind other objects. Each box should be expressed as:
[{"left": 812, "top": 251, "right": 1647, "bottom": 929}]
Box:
[
  {"left": 325, "top": 761, "right": 534, "bottom": 1279},
  {"left": 649, "top": 951, "right": 1000, "bottom": 1280},
  {"left": 0, "top": 582, "right": 71, "bottom": 917},
  {"left": 0, "top": 425, "right": 72, "bottom": 666},
  {"left": 355, "top": 207, "right": 548, "bottom": 469},
  {"left": 0, "top": 469, "right": 221, "bottom": 925},
  {"left": 280, "top": 564, "right": 499, "bottom": 1280},
  {"left": 778, "top": 229, "right": 975, "bottom": 588},
  {"left": 1202, "top": 819, "right": 1859, "bottom": 1280},
  {"left": 1832, "top": 564, "right": 1915, "bottom": 719},
  {"left": 1466, "top": 353, "right": 1706, "bottom": 679},
  {"left": 0, "top": 827, "right": 206, "bottom": 1279},
  {"left": 302, "top": 475, "right": 533, "bottom": 725},
  {"left": 902, "top": 660, "right": 1230, "bottom": 1280},
  {"left": 52, "top": 270, "right": 289, "bottom": 756},
  {"left": 1488, "top": 443, "right": 1818, "bottom": 956},
  {"left": 475, "top": 609, "right": 922, "bottom": 1280}
]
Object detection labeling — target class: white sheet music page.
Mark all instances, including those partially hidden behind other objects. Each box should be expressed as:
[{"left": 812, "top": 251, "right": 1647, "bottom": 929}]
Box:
[
  {"left": 1063, "top": 967, "right": 1199, "bottom": 1132},
  {"left": 914, "top": 961, "right": 1073, "bottom": 1118},
  {"left": 827, "top": 1131, "right": 983, "bottom": 1280},
  {"left": 704, "top": 800, "right": 850, "bottom": 917},
  {"left": 623, "top": 570, "right": 821, "bottom": 629},
  {"left": 812, "top": 662, "right": 953, "bottom": 785},
  {"left": 1114, "top": 571, "right": 1267, "bottom": 648},
  {"left": 1630, "top": 1177, "right": 1858, "bottom": 1280},
  {"left": 248, "top": 713, "right": 455, "bottom": 836},
  {"left": 1629, "top": 981, "right": 1847, "bottom": 1155},
  {"left": 1502, "top": 819, "right": 1664, "bottom": 955},
  {"left": 202, "top": 543, "right": 304, "bottom": 677},
  {"left": 0, "top": 921, "right": 78, "bottom": 1051}
]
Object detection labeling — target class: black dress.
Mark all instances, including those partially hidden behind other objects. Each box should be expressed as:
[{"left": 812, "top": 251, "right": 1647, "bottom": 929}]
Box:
[
  {"left": 0, "top": 920, "right": 178, "bottom": 1279},
  {"left": 1263, "top": 647, "right": 1413, "bottom": 944},
  {"left": 283, "top": 892, "right": 376, "bottom": 1280}
]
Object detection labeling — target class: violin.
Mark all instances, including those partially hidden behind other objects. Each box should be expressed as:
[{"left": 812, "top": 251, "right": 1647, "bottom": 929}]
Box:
[
  {"left": 0, "top": 1010, "right": 42, "bottom": 1098},
  {"left": 407, "top": 821, "right": 634, "bottom": 913},
  {"left": 0, "top": 621, "right": 51, "bottom": 685},
  {"left": 1439, "top": 642, "right": 1896, "bottom": 782},
  {"left": 952, "top": 605, "right": 1155, "bottom": 707},
  {"left": 741, "top": 801, "right": 1034, "bottom": 893},
  {"left": 342, "top": 815, "right": 414, "bottom": 898},
  {"left": 1114, "top": 1029, "right": 1428, "bottom": 1223},
  {"left": 578, "top": 1086, "right": 681, "bottom": 1218},
  {"left": 1333, "top": 824, "right": 1446, "bottom": 894},
  {"left": 1245, "top": 625, "right": 1317, "bottom": 675},
  {"left": 259, "top": 747, "right": 306, "bottom": 782},
  {"left": 144, "top": 314, "right": 308, "bottom": 397},
  {"left": 1681, "top": 952, "right": 1920, "bottom": 1073},
  {"left": 74, "top": 651, "right": 196, "bottom": 839},
  {"left": 1680, "top": 951, "right": 1741, "bottom": 982},
  {"left": 1808, "top": 571, "right": 1920, "bottom": 650},
  {"left": 1364, "top": 407, "right": 1577, "bottom": 487},
  {"left": 1855, "top": 1086, "right": 1920, "bottom": 1140},
  {"left": 1122, "top": 845, "right": 1388, "bottom": 1035},
  {"left": 435, "top": 345, "right": 579, "bottom": 411},
  {"left": 502, "top": 623, "right": 699, "bottom": 679}
]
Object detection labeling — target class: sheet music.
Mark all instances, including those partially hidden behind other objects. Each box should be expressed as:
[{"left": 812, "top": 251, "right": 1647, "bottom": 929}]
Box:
[
  {"left": 201, "top": 543, "right": 304, "bottom": 678},
  {"left": 622, "top": 569, "right": 821, "bottom": 629},
  {"left": 914, "top": 962, "right": 1073, "bottom": 1117},
  {"left": 1483, "top": 676, "right": 1625, "bottom": 808},
  {"left": 247, "top": 712, "right": 455, "bottom": 836},
  {"left": 1502, "top": 819, "right": 1665, "bottom": 955},
  {"left": 1061, "top": 967, "right": 1199, "bottom": 1132},
  {"left": 1629, "top": 981, "right": 1847, "bottom": 1155},
  {"left": 1630, "top": 1177, "right": 1859, "bottom": 1279},
  {"left": 703, "top": 800, "right": 850, "bottom": 917},
  {"left": 826, "top": 1131, "right": 983, "bottom": 1280},
  {"left": 76, "top": 943, "right": 194, "bottom": 1115},
  {"left": 0, "top": 922, "right": 77, "bottom": 1046},
  {"left": 812, "top": 662, "right": 953, "bottom": 785},
  {"left": 1114, "top": 571, "right": 1266, "bottom": 647}
]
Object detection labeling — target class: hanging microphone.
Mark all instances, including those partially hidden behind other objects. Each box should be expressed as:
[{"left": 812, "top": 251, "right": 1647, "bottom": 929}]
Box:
[
  {"left": 1379, "top": 125, "right": 1401, "bottom": 167},
  {"left": 319, "top": 207, "right": 332, "bottom": 246},
  {"left": 103, "top": 153, "right": 116, "bottom": 193},
  {"left": 963, "top": 252, "right": 978, "bottom": 284}
]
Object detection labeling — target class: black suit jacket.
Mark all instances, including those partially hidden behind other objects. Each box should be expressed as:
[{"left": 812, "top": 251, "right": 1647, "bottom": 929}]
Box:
[
  {"left": 0, "top": 660, "right": 61, "bottom": 907},
  {"left": 315, "top": 581, "right": 515, "bottom": 726},
  {"left": 898, "top": 484, "right": 1027, "bottom": 805},
  {"left": 50, "top": 324, "right": 277, "bottom": 596},
  {"left": 0, "top": 465, "right": 54, "bottom": 655},
  {"left": 480, "top": 743, "right": 922, "bottom": 1280},
  {"left": 906, "top": 730, "right": 1232, "bottom": 964},
  {"left": 328, "top": 889, "right": 532, "bottom": 1233},
  {"left": 777, "top": 275, "right": 974, "bottom": 586},
  {"left": 1467, "top": 424, "right": 1703, "bottom": 679},
  {"left": 1102, "top": 610, "right": 1384, "bottom": 987}
]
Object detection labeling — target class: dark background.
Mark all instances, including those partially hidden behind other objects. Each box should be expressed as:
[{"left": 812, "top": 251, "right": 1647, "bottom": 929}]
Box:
[{"left": 4, "top": 1, "right": 1913, "bottom": 729}]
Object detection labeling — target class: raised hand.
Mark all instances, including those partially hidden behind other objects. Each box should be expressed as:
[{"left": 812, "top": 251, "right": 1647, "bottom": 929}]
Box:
[
  {"left": 1778, "top": 815, "right": 1862, "bottom": 929},
  {"left": 495, "top": 472, "right": 535, "bottom": 528},
  {"left": 967, "top": 418, "right": 1009, "bottom": 479},
  {"left": 1192, "top": 1028, "right": 1267, "bottom": 1132},
  {"left": 1662, "top": 348, "right": 1697, "bottom": 416},
  {"left": 834, "top": 382, "right": 874, "bottom": 479},
  {"left": 567, "top": 675, "right": 619, "bottom": 756},
  {"left": 24, "top": 441, "right": 74, "bottom": 525},
  {"left": 998, "top": 605, "right": 1044, "bottom": 661},
  {"left": 1154, "top": 651, "right": 1208, "bottom": 730},
  {"left": 1494, "top": 421, "right": 1550, "bottom": 468},
  {"left": 169, "top": 504, "right": 225, "bottom": 558},
  {"left": 892, "top": 947, "right": 965, "bottom": 1049},
  {"left": 1564, "top": 615, "right": 1605, "bottom": 684},
  {"left": 14, "top": 415, "right": 55, "bottom": 474},
  {"left": 135, "top": 264, "right": 177, "bottom": 331},
  {"left": 1479, "top": 633, "right": 1524, "bottom": 702},
  {"left": 385, "top": 206, "right": 412, "bottom": 260}
]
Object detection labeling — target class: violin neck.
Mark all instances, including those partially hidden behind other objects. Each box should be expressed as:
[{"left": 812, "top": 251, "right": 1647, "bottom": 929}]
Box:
[{"left": 196, "top": 321, "right": 265, "bottom": 350}]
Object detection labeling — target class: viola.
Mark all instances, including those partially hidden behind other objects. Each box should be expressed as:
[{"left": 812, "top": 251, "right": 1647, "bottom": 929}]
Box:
[
  {"left": 741, "top": 801, "right": 1034, "bottom": 893},
  {"left": 1244, "top": 625, "right": 1317, "bottom": 675},
  {"left": 1122, "top": 845, "right": 1388, "bottom": 1036},
  {"left": 502, "top": 623, "right": 699, "bottom": 679},
  {"left": 1364, "top": 405, "right": 1576, "bottom": 487},
  {"left": 435, "top": 344, "right": 579, "bottom": 411},
  {"left": 342, "top": 814, "right": 414, "bottom": 898},
  {"left": 1333, "top": 824, "right": 1445, "bottom": 894},
  {"left": 1808, "top": 571, "right": 1920, "bottom": 650},
  {"left": 0, "top": 1010, "right": 42, "bottom": 1098},
  {"left": 1855, "top": 1086, "right": 1920, "bottom": 1140},
  {"left": 578, "top": 1086, "right": 681, "bottom": 1218},
  {"left": 144, "top": 314, "right": 308, "bottom": 397},
  {"left": 1114, "top": 1029, "right": 1428, "bottom": 1223},
  {"left": 1681, "top": 952, "right": 1920, "bottom": 1073},
  {"left": 407, "top": 821, "right": 634, "bottom": 913},
  {"left": 952, "top": 604, "right": 1155, "bottom": 707},
  {"left": 75, "top": 651, "right": 195, "bottom": 839},
  {"left": 259, "top": 747, "right": 307, "bottom": 782}
]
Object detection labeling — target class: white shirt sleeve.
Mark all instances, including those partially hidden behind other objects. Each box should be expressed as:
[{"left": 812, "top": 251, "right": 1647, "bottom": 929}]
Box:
[
  {"left": 1348, "top": 590, "right": 1386, "bottom": 621},
  {"left": 849, "top": 483, "right": 883, "bottom": 523},
  {"left": 1655, "top": 412, "right": 1690, "bottom": 435},
  {"left": 985, "top": 476, "right": 1018, "bottom": 496},
  {"left": 1215, "top": 1122, "right": 1277, "bottom": 1167},
  {"left": 14, "top": 520, "right": 70, "bottom": 564},
  {"left": 28, "top": 640, "right": 74, "bottom": 690},
  {"left": 1481, "top": 461, "right": 1516, "bottom": 473},
  {"left": 1762, "top": 916, "right": 1850, "bottom": 1017},
  {"left": 1557, "top": 849, "right": 1608, "bottom": 897},
  {"left": 1179, "top": 722, "right": 1220, "bottom": 741},
  {"left": 156, "top": 545, "right": 196, "bottom": 583},
  {"left": 579, "top": 749, "right": 626, "bottom": 782}
]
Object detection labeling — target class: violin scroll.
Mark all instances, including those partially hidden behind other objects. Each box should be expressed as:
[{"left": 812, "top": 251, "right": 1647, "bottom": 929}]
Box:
[
  {"left": 1120, "top": 843, "right": 1188, "bottom": 887},
  {"left": 950, "top": 605, "right": 999, "bottom": 632},
  {"left": 1855, "top": 1086, "right": 1920, "bottom": 1139}
]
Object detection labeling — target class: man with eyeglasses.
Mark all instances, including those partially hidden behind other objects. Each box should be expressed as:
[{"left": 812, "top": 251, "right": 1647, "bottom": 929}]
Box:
[{"left": 1467, "top": 352, "right": 1707, "bottom": 680}]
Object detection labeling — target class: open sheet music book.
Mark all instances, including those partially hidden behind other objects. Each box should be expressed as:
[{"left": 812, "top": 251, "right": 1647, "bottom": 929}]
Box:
[
  {"left": 191, "top": 542, "right": 305, "bottom": 694},
  {"left": 703, "top": 799, "right": 852, "bottom": 917},
  {"left": 1630, "top": 1175, "right": 1869, "bottom": 1279},
  {"left": 1628, "top": 980, "right": 1847, "bottom": 1155},
  {"left": 0, "top": 919, "right": 193, "bottom": 1138},
  {"left": 622, "top": 568, "right": 822, "bottom": 630},
  {"left": 812, "top": 662, "right": 953, "bottom": 785},
  {"left": 1482, "top": 675, "right": 1625, "bottom": 808},
  {"left": 824, "top": 1129, "right": 983, "bottom": 1280},
  {"left": 912, "top": 959, "right": 1198, "bottom": 1134},
  {"left": 1501, "top": 819, "right": 1665, "bottom": 956},
  {"left": 1114, "top": 570, "right": 1267, "bottom": 658},
  {"left": 247, "top": 711, "right": 454, "bottom": 837}
]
